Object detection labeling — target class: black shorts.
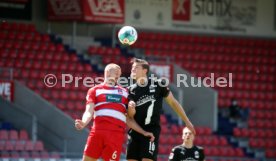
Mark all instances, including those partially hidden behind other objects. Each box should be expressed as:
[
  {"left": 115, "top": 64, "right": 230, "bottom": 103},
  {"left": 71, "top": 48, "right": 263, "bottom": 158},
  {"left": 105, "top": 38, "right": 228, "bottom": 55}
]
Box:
[{"left": 126, "top": 127, "right": 160, "bottom": 161}]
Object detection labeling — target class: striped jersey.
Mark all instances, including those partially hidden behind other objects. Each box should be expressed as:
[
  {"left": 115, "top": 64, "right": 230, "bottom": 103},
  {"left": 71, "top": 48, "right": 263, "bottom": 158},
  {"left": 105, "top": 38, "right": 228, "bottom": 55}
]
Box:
[{"left": 86, "top": 83, "right": 128, "bottom": 132}]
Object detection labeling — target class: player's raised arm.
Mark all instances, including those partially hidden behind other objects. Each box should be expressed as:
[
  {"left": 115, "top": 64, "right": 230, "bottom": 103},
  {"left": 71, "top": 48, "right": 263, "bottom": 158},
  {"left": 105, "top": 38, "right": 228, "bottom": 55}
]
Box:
[
  {"left": 165, "top": 92, "right": 196, "bottom": 135},
  {"left": 75, "top": 103, "right": 94, "bottom": 130}
]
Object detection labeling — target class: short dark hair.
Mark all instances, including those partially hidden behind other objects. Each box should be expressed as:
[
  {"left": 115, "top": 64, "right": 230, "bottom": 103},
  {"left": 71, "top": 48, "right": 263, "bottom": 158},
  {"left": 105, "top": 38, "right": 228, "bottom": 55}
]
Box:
[{"left": 131, "top": 58, "right": 149, "bottom": 74}]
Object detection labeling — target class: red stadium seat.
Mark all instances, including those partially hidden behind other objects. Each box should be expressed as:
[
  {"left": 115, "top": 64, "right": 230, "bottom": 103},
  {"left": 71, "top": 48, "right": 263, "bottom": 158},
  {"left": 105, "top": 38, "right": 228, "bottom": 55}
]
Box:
[
  {"left": 204, "top": 148, "right": 211, "bottom": 156},
  {"left": 27, "top": 24, "right": 36, "bottom": 32},
  {"left": 33, "top": 34, "right": 41, "bottom": 42},
  {"left": 30, "top": 42, "right": 40, "bottom": 51},
  {"left": 0, "top": 141, "right": 5, "bottom": 151},
  {"left": 19, "top": 130, "right": 29, "bottom": 141},
  {"left": 159, "top": 134, "right": 167, "bottom": 144},
  {"left": 0, "top": 32, "right": 7, "bottom": 40},
  {"left": 0, "top": 130, "right": 9, "bottom": 140},
  {"left": 9, "top": 130, "right": 18, "bottom": 140},
  {"left": 18, "top": 23, "right": 28, "bottom": 32},
  {"left": 211, "top": 136, "right": 220, "bottom": 146},
  {"left": 41, "top": 34, "right": 50, "bottom": 42},
  {"left": 266, "top": 149, "right": 276, "bottom": 158},
  {"left": 170, "top": 124, "right": 179, "bottom": 134},
  {"left": 167, "top": 134, "right": 176, "bottom": 145},
  {"left": 16, "top": 32, "right": 25, "bottom": 40},
  {"left": 158, "top": 146, "right": 167, "bottom": 155},
  {"left": 4, "top": 140, "right": 14, "bottom": 151},
  {"left": 4, "top": 41, "right": 13, "bottom": 49},
  {"left": 202, "top": 137, "right": 212, "bottom": 145},
  {"left": 56, "top": 44, "right": 65, "bottom": 52},
  {"left": 25, "top": 141, "right": 34, "bottom": 151},
  {"left": 34, "top": 141, "right": 44, "bottom": 151},
  {"left": 25, "top": 33, "right": 33, "bottom": 41},
  {"left": 14, "top": 140, "right": 25, "bottom": 151},
  {"left": 161, "top": 125, "right": 169, "bottom": 134},
  {"left": 210, "top": 147, "right": 219, "bottom": 156}
]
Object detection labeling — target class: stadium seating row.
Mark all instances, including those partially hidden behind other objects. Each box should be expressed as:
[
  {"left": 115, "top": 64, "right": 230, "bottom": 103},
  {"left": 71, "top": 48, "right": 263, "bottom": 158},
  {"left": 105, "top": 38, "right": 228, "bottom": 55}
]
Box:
[
  {"left": 0, "top": 22, "right": 36, "bottom": 33},
  {"left": 138, "top": 32, "right": 276, "bottom": 48},
  {"left": 0, "top": 140, "right": 44, "bottom": 151},
  {"left": 0, "top": 151, "right": 60, "bottom": 159}
]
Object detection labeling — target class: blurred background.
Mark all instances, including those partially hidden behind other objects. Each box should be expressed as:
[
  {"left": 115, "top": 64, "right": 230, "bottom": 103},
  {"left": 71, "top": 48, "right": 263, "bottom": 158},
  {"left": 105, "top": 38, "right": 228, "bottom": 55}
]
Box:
[{"left": 0, "top": 0, "right": 275, "bottom": 161}]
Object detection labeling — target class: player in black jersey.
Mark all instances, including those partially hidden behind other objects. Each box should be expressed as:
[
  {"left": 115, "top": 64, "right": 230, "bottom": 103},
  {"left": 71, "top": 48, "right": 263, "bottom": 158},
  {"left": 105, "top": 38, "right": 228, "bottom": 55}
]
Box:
[
  {"left": 169, "top": 127, "right": 205, "bottom": 161},
  {"left": 126, "top": 58, "right": 195, "bottom": 161}
]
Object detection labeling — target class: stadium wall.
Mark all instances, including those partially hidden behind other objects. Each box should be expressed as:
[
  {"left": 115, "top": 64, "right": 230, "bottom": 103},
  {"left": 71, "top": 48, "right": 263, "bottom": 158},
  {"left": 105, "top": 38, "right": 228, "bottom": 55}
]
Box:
[
  {"left": 13, "top": 81, "right": 89, "bottom": 157},
  {"left": 0, "top": 97, "right": 35, "bottom": 139},
  {"left": 172, "top": 65, "right": 218, "bottom": 131}
]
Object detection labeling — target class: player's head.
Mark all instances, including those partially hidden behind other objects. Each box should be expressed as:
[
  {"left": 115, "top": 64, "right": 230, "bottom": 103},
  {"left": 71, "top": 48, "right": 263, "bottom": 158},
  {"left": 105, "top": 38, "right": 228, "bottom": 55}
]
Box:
[
  {"left": 182, "top": 127, "right": 195, "bottom": 144},
  {"left": 130, "top": 58, "right": 149, "bottom": 80},
  {"left": 104, "top": 63, "right": 121, "bottom": 85}
]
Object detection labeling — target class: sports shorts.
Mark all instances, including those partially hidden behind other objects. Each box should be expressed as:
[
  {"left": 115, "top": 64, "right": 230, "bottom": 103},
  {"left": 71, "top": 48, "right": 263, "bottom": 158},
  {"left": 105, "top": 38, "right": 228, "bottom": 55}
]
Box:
[
  {"left": 84, "top": 129, "right": 125, "bottom": 161},
  {"left": 126, "top": 127, "right": 160, "bottom": 161}
]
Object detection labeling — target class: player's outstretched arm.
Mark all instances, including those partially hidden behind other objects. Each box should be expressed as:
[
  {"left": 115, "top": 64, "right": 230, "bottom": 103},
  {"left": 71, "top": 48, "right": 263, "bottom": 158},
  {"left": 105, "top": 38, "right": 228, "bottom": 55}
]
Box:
[
  {"left": 75, "top": 103, "right": 94, "bottom": 130},
  {"left": 165, "top": 92, "right": 196, "bottom": 135}
]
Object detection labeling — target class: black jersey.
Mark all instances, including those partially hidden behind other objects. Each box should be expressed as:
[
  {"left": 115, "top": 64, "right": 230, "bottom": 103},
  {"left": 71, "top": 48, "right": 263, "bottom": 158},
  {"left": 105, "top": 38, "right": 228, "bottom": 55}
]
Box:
[
  {"left": 169, "top": 145, "right": 205, "bottom": 161},
  {"left": 128, "top": 78, "right": 170, "bottom": 129}
]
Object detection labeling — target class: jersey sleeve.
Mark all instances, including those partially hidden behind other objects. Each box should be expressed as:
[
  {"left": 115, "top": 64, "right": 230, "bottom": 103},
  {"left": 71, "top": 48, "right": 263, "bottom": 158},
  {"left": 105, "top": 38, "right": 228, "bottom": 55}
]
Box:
[
  {"left": 195, "top": 146, "right": 205, "bottom": 161},
  {"left": 168, "top": 147, "right": 179, "bottom": 161},
  {"left": 199, "top": 148, "right": 205, "bottom": 161},
  {"left": 86, "top": 87, "right": 96, "bottom": 104},
  {"left": 159, "top": 79, "right": 170, "bottom": 97},
  {"left": 127, "top": 86, "right": 135, "bottom": 101}
]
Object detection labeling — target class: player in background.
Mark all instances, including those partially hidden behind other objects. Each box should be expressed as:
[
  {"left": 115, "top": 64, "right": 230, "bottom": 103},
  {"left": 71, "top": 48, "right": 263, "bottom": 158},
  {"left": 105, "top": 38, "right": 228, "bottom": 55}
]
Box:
[
  {"left": 169, "top": 127, "right": 205, "bottom": 161},
  {"left": 75, "top": 63, "right": 155, "bottom": 161},
  {"left": 126, "top": 58, "right": 195, "bottom": 161}
]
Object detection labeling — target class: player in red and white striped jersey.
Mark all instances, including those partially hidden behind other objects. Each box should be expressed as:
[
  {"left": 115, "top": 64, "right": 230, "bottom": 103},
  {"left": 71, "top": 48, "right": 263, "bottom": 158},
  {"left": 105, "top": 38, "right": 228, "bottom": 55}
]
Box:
[{"left": 75, "top": 63, "right": 154, "bottom": 161}]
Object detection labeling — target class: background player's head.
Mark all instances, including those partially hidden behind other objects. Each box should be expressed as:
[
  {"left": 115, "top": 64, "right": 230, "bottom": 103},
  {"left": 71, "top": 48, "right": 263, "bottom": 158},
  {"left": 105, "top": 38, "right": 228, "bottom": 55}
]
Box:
[
  {"left": 130, "top": 58, "right": 149, "bottom": 80},
  {"left": 182, "top": 127, "right": 195, "bottom": 145},
  {"left": 104, "top": 63, "right": 121, "bottom": 85}
]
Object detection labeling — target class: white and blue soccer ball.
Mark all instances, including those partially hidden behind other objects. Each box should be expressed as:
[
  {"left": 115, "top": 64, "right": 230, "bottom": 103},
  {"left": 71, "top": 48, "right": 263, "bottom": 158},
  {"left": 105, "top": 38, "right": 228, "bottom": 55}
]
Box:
[{"left": 118, "top": 26, "right": 138, "bottom": 45}]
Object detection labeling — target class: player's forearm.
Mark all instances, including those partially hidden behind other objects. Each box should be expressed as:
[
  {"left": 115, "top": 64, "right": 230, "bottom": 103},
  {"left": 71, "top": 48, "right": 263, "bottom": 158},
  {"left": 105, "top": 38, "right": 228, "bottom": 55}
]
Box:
[
  {"left": 126, "top": 117, "right": 147, "bottom": 136},
  {"left": 81, "top": 111, "right": 93, "bottom": 127}
]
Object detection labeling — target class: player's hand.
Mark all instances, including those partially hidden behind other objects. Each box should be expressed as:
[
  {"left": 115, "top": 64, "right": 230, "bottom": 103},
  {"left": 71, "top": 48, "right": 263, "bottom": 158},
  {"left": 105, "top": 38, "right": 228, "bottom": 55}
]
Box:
[
  {"left": 186, "top": 121, "right": 196, "bottom": 135},
  {"left": 128, "top": 100, "right": 136, "bottom": 108},
  {"left": 128, "top": 101, "right": 136, "bottom": 118},
  {"left": 144, "top": 132, "right": 155, "bottom": 142},
  {"left": 75, "top": 119, "right": 85, "bottom": 130}
]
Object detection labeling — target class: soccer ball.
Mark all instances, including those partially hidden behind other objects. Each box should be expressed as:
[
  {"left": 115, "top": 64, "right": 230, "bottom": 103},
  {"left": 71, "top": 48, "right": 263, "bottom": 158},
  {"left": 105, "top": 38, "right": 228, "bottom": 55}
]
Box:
[{"left": 118, "top": 26, "right": 138, "bottom": 45}]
